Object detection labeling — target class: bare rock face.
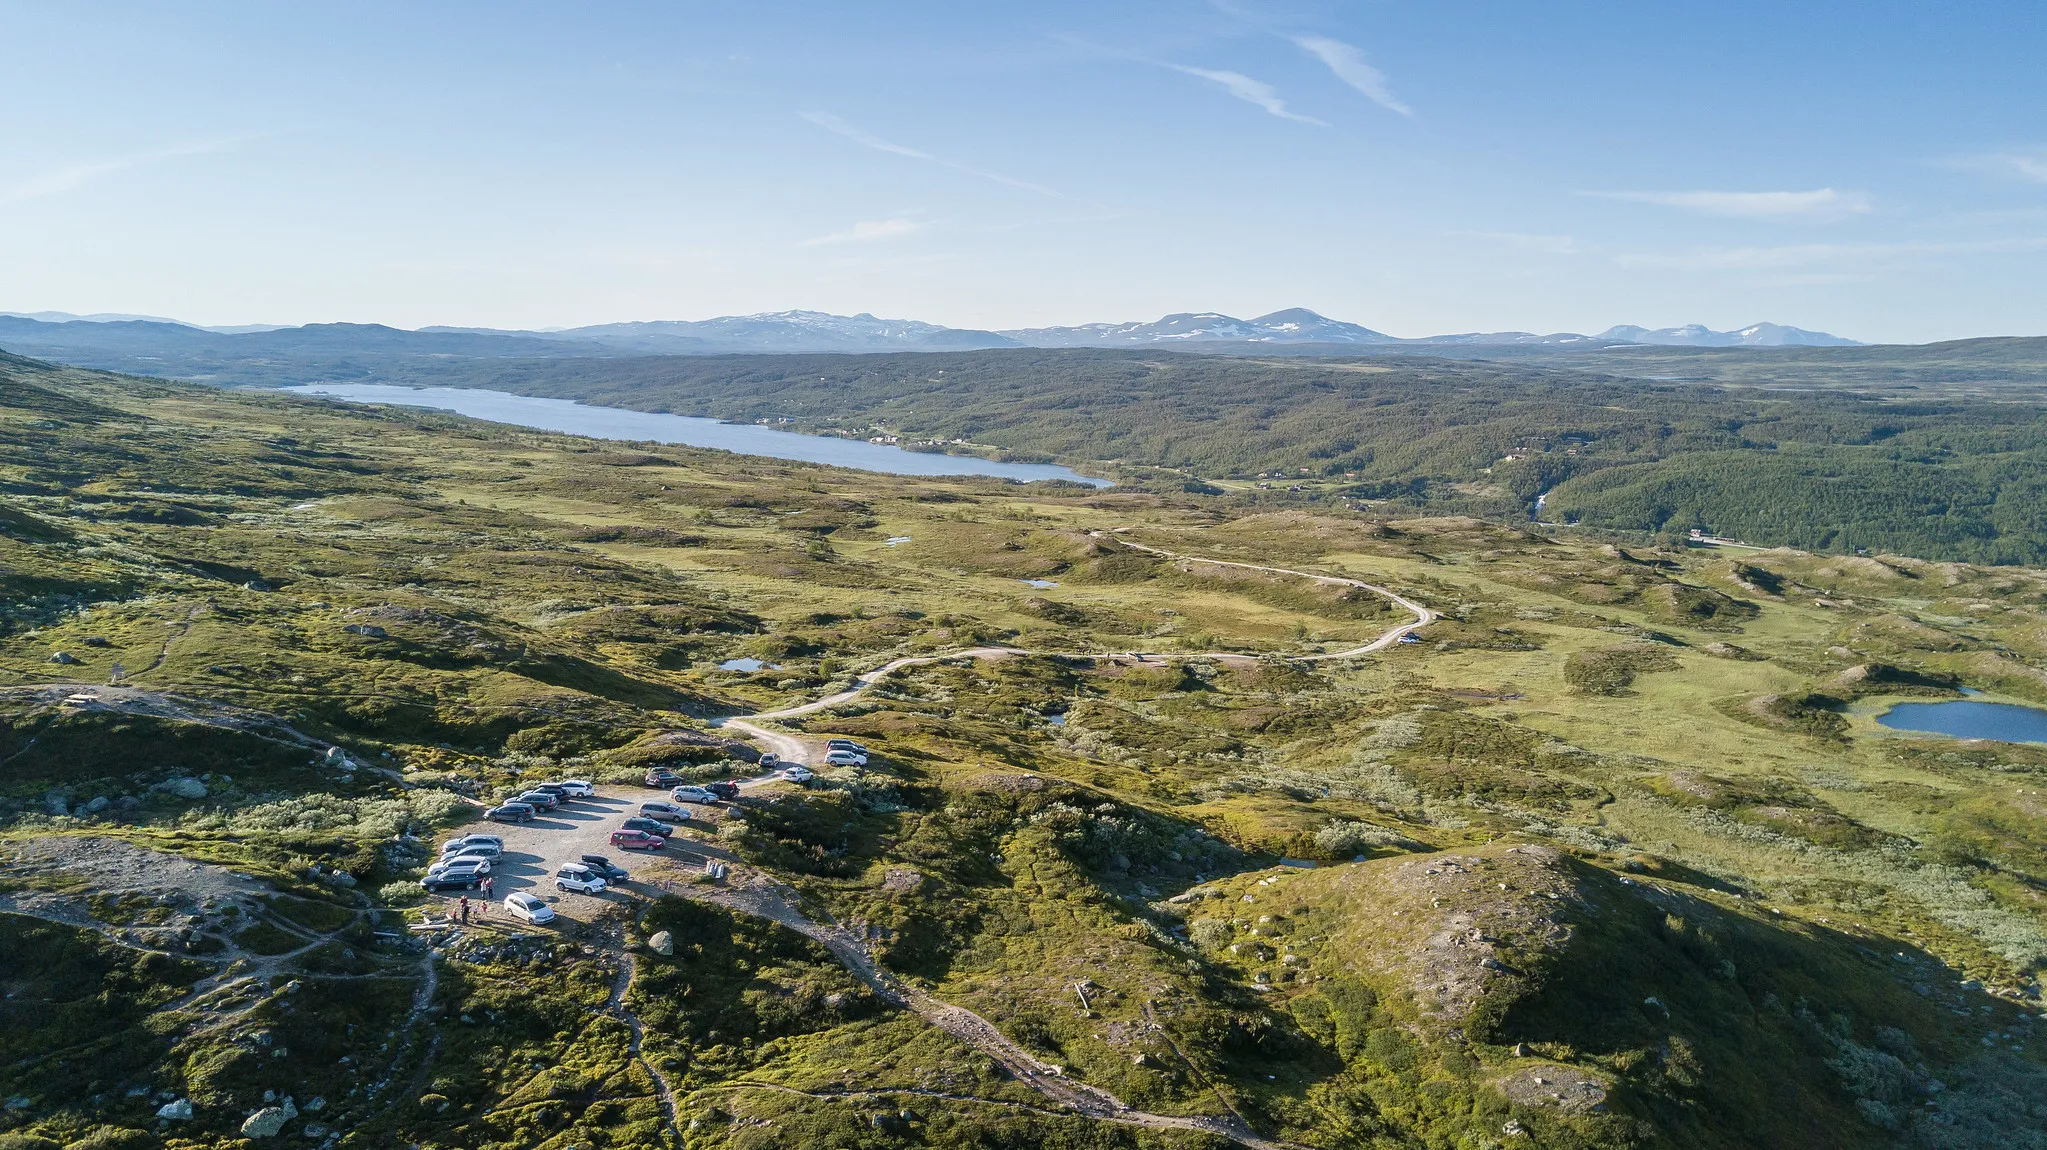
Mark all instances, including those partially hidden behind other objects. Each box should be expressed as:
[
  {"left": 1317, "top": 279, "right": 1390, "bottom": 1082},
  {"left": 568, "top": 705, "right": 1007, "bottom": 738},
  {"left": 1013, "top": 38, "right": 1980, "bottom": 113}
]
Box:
[
  {"left": 882, "top": 868, "right": 926, "bottom": 895},
  {"left": 156, "top": 1098, "right": 193, "bottom": 1121},
  {"left": 648, "top": 930, "right": 675, "bottom": 956},
  {"left": 241, "top": 1097, "right": 297, "bottom": 1138}
]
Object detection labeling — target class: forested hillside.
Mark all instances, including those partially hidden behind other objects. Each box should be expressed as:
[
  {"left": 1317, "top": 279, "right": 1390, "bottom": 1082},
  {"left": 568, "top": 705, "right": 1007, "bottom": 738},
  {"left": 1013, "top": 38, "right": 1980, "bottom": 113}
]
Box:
[{"left": 278, "top": 347, "right": 2047, "bottom": 565}]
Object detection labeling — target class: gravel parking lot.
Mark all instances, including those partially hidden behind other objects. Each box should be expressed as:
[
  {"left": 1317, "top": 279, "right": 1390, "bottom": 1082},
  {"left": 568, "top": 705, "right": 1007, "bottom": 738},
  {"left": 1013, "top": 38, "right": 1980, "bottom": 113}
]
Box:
[{"left": 423, "top": 775, "right": 787, "bottom": 927}]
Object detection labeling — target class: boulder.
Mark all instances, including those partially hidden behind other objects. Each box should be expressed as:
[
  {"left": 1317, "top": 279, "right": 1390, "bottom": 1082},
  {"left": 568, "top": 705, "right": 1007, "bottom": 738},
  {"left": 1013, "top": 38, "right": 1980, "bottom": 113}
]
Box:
[
  {"left": 48, "top": 651, "right": 77, "bottom": 665},
  {"left": 43, "top": 791, "right": 68, "bottom": 817},
  {"left": 156, "top": 1098, "right": 193, "bottom": 1121},
  {"left": 84, "top": 796, "right": 110, "bottom": 814},
  {"left": 161, "top": 777, "right": 209, "bottom": 800},
  {"left": 647, "top": 931, "right": 675, "bottom": 956},
  {"left": 241, "top": 1097, "right": 297, "bottom": 1138}
]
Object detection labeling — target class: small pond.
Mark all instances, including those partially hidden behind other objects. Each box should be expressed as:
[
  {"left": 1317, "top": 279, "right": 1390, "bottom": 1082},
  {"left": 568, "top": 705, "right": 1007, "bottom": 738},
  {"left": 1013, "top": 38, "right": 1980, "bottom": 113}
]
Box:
[
  {"left": 1019, "top": 579, "right": 1060, "bottom": 589},
  {"left": 1876, "top": 698, "right": 2047, "bottom": 744},
  {"left": 717, "top": 658, "right": 783, "bottom": 672}
]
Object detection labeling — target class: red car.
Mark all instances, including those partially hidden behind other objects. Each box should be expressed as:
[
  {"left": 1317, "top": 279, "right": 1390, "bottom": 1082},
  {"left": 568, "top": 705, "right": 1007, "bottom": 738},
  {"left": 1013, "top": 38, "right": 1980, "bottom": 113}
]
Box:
[{"left": 610, "top": 829, "right": 666, "bottom": 850}]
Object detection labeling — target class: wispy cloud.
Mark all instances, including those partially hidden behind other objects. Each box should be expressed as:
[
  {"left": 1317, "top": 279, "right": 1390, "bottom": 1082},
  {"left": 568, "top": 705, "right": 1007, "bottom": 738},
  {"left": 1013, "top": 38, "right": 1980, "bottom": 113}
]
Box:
[
  {"left": 1168, "top": 65, "right": 1326, "bottom": 125},
  {"left": 1942, "top": 150, "right": 2047, "bottom": 185},
  {"left": 797, "top": 217, "right": 926, "bottom": 247},
  {"left": 1583, "top": 188, "right": 1873, "bottom": 222},
  {"left": 1617, "top": 235, "right": 2047, "bottom": 271},
  {"left": 0, "top": 139, "right": 245, "bottom": 207},
  {"left": 799, "top": 112, "right": 1061, "bottom": 197},
  {"left": 1291, "top": 36, "right": 1411, "bottom": 116}
]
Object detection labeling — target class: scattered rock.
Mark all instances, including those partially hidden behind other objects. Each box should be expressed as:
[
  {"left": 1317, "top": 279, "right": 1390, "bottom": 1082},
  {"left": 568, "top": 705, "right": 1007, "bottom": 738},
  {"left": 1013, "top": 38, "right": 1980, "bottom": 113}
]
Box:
[
  {"left": 84, "top": 796, "right": 110, "bottom": 814},
  {"left": 648, "top": 930, "right": 675, "bottom": 956},
  {"left": 48, "top": 651, "right": 78, "bottom": 665},
  {"left": 81, "top": 636, "right": 112, "bottom": 647},
  {"left": 157, "top": 1098, "right": 193, "bottom": 1121},
  {"left": 159, "top": 777, "right": 209, "bottom": 800},
  {"left": 43, "top": 791, "right": 68, "bottom": 817},
  {"left": 241, "top": 1097, "right": 297, "bottom": 1138},
  {"left": 882, "top": 868, "right": 926, "bottom": 894}
]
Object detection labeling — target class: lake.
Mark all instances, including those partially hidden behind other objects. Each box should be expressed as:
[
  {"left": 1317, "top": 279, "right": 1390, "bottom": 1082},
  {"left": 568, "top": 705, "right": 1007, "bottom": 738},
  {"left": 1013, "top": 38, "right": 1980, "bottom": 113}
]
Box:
[
  {"left": 1876, "top": 698, "right": 2047, "bottom": 744},
  {"left": 279, "top": 384, "right": 1112, "bottom": 486}
]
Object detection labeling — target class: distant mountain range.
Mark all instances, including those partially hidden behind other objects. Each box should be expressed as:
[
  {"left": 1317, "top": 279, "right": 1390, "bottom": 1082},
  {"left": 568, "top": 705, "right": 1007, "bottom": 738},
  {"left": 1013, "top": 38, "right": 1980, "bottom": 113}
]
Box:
[{"left": 0, "top": 308, "right": 1862, "bottom": 365}]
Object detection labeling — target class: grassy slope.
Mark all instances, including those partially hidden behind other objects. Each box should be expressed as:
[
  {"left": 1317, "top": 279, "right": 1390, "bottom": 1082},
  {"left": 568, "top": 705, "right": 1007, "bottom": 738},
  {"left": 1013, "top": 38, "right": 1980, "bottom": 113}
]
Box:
[{"left": 0, "top": 357, "right": 2044, "bottom": 1148}]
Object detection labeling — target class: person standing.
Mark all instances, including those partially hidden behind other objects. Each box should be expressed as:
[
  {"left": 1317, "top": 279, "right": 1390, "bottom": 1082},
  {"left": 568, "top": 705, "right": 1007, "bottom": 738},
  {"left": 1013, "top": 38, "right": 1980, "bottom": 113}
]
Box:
[
  {"left": 458, "top": 896, "right": 470, "bottom": 923},
  {"left": 483, "top": 876, "right": 494, "bottom": 900}
]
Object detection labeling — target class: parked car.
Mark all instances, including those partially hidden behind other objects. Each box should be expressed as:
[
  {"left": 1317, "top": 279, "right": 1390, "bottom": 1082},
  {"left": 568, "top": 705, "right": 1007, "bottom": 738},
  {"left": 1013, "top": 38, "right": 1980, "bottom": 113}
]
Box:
[
  {"left": 441, "top": 842, "right": 501, "bottom": 861},
  {"left": 552, "top": 779, "right": 595, "bottom": 797},
  {"left": 555, "top": 864, "right": 608, "bottom": 894},
  {"left": 531, "top": 783, "right": 575, "bottom": 802},
  {"left": 782, "top": 765, "right": 814, "bottom": 783},
  {"left": 427, "top": 858, "right": 491, "bottom": 879},
  {"left": 619, "top": 817, "right": 674, "bottom": 838},
  {"left": 638, "top": 801, "right": 688, "bottom": 822},
  {"left": 670, "top": 785, "right": 720, "bottom": 805},
  {"left": 826, "top": 739, "right": 868, "bottom": 754},
  {"left": 442, "top": 834, "right": 504, "bottom": 854},
  {"left": 516, "top": 790, "right": 561, "bottom": 810},
  {"left": 610, "top": 829, "right": 665, "bottom": 850},
  {"left": 757, "top": 752, "right": 779, "bottom": 769},
  {"left": 824, "top": 749, "right": 868, "bottom": 767},
  {"left": 579, "top": 854, "right": 629, "bottom": 881},
  {"left": 704, "top": 780, "right": 740, "bottom": 800},
  {"left": 644, "top": 768, "right": 684, "bottom": 788},
  {"left": 419, "top": 873, "right": 481, "bottom": 893},
  {"left": 504, "top": 892, "right": 555, "bottom": 924},
  {"left": 487, "top": 803, "right": 536, "bottom": 824}
]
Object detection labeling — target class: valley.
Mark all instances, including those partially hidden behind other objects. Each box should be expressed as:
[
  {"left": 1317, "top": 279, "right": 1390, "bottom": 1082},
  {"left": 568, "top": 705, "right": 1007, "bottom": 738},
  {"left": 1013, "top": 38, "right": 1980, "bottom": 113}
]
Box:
[{"left": 3, "top": 350, "right": 2046, "bottom": 1148}]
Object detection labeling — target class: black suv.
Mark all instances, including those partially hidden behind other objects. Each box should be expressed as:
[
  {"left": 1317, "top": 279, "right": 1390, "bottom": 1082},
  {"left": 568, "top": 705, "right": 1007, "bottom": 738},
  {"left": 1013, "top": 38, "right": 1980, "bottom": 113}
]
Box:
[{"left": 579, "top": 854, "right": 629, "bottom": 881}]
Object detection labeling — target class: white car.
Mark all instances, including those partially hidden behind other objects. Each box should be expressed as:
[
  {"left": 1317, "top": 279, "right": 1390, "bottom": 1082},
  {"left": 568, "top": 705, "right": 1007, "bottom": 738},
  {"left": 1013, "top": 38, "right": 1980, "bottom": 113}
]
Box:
[
  {"left": 823, "top": 750, "right": 867, "bottom": 767},
  {"left": 441, "top": 834, "right": 503, "bottom": 855},
  {"left": 551, "top": 779, "right": 595, "bottom": 797},
  {"left": 441, "top": 842, "right": 501, "bottom": 860},
  {"left": 782, "top": 765, "right": 813, "bottom": 783},
  {"left": 670, "top": 785, "right": 720, "bottom": 804},
  {"left": 428, "top": 858, "right": 491, "bottom": 880},
  {"left": 503, "top": 892, "right": 555, "bottom": 924},
  {"left": 555, "top": 864, "right": 608, "bottom": 894}
]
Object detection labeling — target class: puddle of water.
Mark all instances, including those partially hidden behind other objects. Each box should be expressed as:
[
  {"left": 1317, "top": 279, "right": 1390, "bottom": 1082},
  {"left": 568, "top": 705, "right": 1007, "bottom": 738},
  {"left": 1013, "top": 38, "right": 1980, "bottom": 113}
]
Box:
[
  {"left": 885, "top": 537, "right": 913, "bottom": 546},
  {"left": 1045, "top": 714, "right": 1067, "bottom": 726},
  {"left": 717, "top": 658, "right": 784, "bottom": 672},
  {"left": 1019, "top": 579, "right": 1060, "bottom": 589},
  {"left": 1876, "top": 698, "right": 2047, "bottom": 744}
]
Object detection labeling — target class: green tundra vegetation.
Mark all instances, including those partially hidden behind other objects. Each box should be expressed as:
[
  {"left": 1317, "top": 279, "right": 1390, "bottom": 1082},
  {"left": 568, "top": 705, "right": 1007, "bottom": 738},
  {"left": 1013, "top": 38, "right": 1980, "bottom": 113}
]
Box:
[
  {"left": 1, "top": 350, "right": 2045, "bottom": 1149},
  {"left": 235, "top": 344, "right": 2047, "bottom": 565}
]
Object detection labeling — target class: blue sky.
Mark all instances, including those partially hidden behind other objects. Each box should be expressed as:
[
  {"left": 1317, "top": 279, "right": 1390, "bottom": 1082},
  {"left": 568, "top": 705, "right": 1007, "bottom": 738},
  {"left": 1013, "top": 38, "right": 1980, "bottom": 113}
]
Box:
[{"left": 2, "top": 1, "right": 2043, "bottom": 341}]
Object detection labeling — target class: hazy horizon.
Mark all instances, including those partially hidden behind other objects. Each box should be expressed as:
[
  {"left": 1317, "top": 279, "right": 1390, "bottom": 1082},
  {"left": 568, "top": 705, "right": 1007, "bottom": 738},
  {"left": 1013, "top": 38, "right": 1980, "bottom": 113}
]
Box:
[{"left": 4, "top": 2, "right": 2044, "bottom": 343}]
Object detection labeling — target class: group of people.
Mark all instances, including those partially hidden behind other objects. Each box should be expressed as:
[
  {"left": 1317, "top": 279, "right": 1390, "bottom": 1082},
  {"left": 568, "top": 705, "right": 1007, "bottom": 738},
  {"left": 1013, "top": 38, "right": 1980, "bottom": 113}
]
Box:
[{"left": 455, "top": 876, "right": 495, "bottom": 923}]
